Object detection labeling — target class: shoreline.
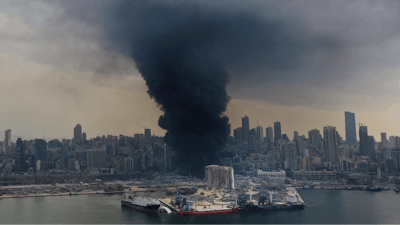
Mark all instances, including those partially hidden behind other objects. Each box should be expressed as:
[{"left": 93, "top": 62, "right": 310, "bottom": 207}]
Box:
[
  {"left": 0, "top": 190, "right": 126, "bottom": 199},
  {"left": 0, "top": 185, "right": 178, "bottom": 199}
]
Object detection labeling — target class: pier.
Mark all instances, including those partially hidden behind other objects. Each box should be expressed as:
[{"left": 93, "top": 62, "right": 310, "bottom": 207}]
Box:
[{"left": 286, "top": 187, "right": 305, "bottom": 205}]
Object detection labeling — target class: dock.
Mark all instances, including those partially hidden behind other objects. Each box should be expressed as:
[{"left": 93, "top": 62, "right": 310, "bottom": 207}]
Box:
[{"left": 286, "top": 187, "right": 305, "bottom": 205}]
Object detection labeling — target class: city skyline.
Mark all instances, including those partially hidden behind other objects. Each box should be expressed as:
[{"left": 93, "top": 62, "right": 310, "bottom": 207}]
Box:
[{"left": 3, "top": 110, "right": 399, "bottom": 144}]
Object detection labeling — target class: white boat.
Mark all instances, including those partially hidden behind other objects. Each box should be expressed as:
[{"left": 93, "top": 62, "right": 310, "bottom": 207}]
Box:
[{"left": 121, "top": 192, "right": 161, "bottom": 212}]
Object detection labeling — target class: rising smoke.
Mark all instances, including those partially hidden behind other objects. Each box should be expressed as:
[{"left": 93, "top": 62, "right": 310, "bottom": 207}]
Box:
[{"left": 50, "top": 0, "right": 343, "bottom": 177}]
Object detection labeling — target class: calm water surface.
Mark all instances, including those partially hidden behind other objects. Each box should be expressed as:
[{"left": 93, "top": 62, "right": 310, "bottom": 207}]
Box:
[{"left": 1, "top": 190, "right": 400, "bottom": 224}]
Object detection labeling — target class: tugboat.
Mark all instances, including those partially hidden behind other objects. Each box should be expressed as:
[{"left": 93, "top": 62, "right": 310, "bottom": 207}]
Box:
[{"left": 121, "top": 192, "right": 161, "bottom": 213}]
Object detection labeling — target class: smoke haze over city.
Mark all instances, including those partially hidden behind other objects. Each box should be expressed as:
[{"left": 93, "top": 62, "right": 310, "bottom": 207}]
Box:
[{"left": 1, "top": 0, "right": 400, "bottom": 142}]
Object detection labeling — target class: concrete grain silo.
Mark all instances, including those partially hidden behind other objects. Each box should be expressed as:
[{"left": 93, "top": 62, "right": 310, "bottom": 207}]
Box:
[{"left": 205, "top": 165, "right": 234, "bottom": 190}]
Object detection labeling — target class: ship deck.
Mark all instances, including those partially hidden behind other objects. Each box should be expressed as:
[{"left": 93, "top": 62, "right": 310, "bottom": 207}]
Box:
[{"left": 158, "top": 197, "right": 236, "bottom": 212}]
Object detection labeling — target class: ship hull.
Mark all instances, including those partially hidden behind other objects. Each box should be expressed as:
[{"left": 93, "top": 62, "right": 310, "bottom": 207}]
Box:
[
  {"left": 180, "top": 207, "right": 239, "bottom": 215},
  {"left": 244, "top": 204, "right": 304, "bottom": 211},
  {"left": 121, "top": 200, "right": 160, "bottom": 213}
]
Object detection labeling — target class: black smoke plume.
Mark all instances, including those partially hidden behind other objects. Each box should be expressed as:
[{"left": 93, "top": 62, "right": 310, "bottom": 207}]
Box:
[{"left": 52, "top": 0, "right": 343, "bottom": 177}]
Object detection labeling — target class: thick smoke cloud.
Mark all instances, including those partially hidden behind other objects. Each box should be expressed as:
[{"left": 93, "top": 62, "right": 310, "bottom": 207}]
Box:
[{"left": 46, "top": 0, "right": 347, "bottom": 176}]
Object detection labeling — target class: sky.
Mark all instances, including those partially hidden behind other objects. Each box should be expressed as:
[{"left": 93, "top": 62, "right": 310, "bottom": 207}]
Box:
[{"left": 1, "top": 0, "right": 400, "bottom": 142}]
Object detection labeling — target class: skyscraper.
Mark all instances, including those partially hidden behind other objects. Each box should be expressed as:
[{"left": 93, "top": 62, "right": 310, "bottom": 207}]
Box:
[
  {"left": 256, "top": 126, "right": 263, "bottom": 143},
  {"left": 266, "top": 127, "right": 273, "bottom": 144},
  {"left": 345, "top": 111, "right": 357, "bottom": 144},
  {"left": 144, "top": 128, "right": 151, "bottom": 141},
  {"left": 293, "top": 131, "right": 299, "bottom": 141},
  {"left": 74, "top": 124, "right": 82, "bottom": 141},
  {"left": 359, "top": 125, "right": 369, "bottom": 156},
  {"left": 381, "top": 133, "right": 387, "bottom": 142},
  {"left": 4, "top": 129, "right": 11, "bottom": 147},
  {"left": 15, "top": 138, "right": 25, "bottom": 172},
  {"left": 274, "top": 122, "right": 281, "bottom": 145},
  {"left": 368, "top": 135, "right": 375, "bottom": 154},
  {"left": 34, "top": 139, "right": 47, "bottom": 163},
  {"left": 249, "top": 128, "right": 256, "bottom": 150},
  {"left": 282, "top": 134, "right": 289, "bottom": 142},
  {"left": 309, "top": 129, "right": 322, "bottom": 148},
  {"left": 324, "top": 126, "right": 338, "bottom": 165},
  {"left": 242, "top": 116, "right": 249, "bottom": 143},
  {"left": 233, "top": 127, "right": 243, "bottom": 145}
]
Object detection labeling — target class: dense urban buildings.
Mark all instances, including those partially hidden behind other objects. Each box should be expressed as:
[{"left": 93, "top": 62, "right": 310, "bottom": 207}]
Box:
[
  {"left": 2, "top": 110, "right": 400, "bottom": 187},
  {"left": 87, "top": 147, "right": 106, "bottom": 169}
]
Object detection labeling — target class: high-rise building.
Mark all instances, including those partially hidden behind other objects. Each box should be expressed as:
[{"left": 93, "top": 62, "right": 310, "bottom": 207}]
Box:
[
  {"left": 34, "top": 139, "right": 47, "bottom": 163},
  {"left": 144, "top": 129, "right": 151, "bottom": 141},
  {"left": 308, "top": 129, "right": 322, "bottom": 146},
  {"left": 82, "top": 132, "right": 87, "bottom": 142},
  {"left": 293, "top": 131, "right": 299, "bottom": 141},
  {"left": 242, "top": 116, "right": 249, "bottom": 143},
  {"left": 74, "top": 124, "right": 82, "bottom": 141},
  {"left": 381, "top": 133, "right": 387, "bottom": 142},
  {"left": 87, "top": 146, "right": 107, "bottom": 169},
  {"left": 345, "top": 111, "right": 357, "bottom": 144},
  {"left": 396, "top": 136, "right": 400, "bottom": 149},
  {"left": 389, "top": 136, "right": 396, "bottom": 149},
  {"left": 14, "top": 138, "right": 25, "bottom": 172},
  {"left": 233, "top": 127, "right": 243, "bottom": 145},
  {"left": 359, "top": 125, "right": 369, "bottom": 156},
  {"left": 274, "top": 122, "right": 281, "bottom": 145},
  {"left": 256, "top": 126, "right": 264, "bottom": 143},
  {"left": 266, "top": 127, "right": 273, "bottom": 144},
  {"left": 368, "top": 136, "right": 375, "bottom": 151},
  {"left": 391, "top": 150, "right": 400, "bottom": 170},
  {"left": 249, "top": 128, "right": 256, "bottom": 150},
  {"left": 336, "top": 131, "right": 343, "bottom": 146},
  {"left": 4, "top": 129, "right": 11, "bottom": 147},
  {"left": 324, "top": 126, "right": 338, "bottom": 165},
  {"left": 282, "top": 134, "right": 289, "bottom": 142}
]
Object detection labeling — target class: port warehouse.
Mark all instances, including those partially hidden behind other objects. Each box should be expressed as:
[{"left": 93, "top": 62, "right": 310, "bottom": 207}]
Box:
[{"left": 245, "top": 169, "right": 336, "bottom": 181}]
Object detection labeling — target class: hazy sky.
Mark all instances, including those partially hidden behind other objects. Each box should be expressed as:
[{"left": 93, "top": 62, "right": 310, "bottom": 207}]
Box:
[{"left": 1, "top": 0, "right": 400, "bottom": 141}]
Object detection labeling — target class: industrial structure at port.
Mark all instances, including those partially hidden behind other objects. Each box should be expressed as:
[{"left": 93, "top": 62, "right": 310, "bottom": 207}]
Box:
[
  {"left": 205, "top": 165, "right": 235, "bottom": 190},
  {"left": 122, "top": 165, "right": 305, "bottom": 215}
]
